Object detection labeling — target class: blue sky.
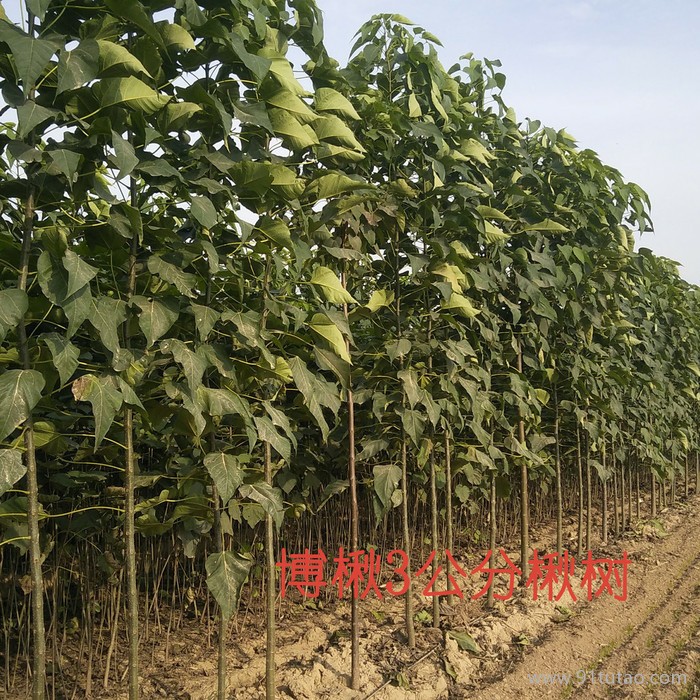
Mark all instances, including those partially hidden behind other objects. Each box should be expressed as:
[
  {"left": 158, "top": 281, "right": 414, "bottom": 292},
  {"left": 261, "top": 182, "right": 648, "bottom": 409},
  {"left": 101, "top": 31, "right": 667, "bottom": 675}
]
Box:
[{"left": 318, "top": 0, "right": 700, "bottom": 284}]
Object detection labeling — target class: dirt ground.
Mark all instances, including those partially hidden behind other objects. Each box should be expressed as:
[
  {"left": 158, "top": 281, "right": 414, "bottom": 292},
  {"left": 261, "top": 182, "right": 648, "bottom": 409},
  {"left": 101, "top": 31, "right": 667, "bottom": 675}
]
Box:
[
  {"left": 142, "top": 491, "right": 700, "bottom": 700},
  {"left": 5, "top": 490, "right": 700, "bottom": 699}
]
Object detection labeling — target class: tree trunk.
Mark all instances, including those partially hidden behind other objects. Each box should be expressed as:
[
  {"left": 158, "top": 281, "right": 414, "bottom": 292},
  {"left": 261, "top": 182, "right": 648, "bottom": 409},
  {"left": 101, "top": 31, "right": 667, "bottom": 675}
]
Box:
[
  {"left": 264, "top": 441, "right": 276, "bottom": 699},
  {"left": 554, "top": 385, "right": 562, "bottom": 554},
  {"left": 601, "top": 439, "right": 607, "bottom": 544},
  {"left": 341, "top": 264, "right": 360, "bottom": 685},
  {"left": 585, "top": 435, "right": 592, "bottom": 551},
  {"left": 487, "top": 472, "right": 497, "bottom": 608},
  {"left": 18, "top": 186, "right": 46, "bottom": 700},
  {"left": 124, "top": 157, "right": 140, "bottom": 700},
  {"left": 517, "top": 343, "right": 529, "bottom": 582},
  {"left": 444, "top": 432, "right": 453, "bottom": 597},
  {"left": 576, "top": 424, "right": 583, "bottom": 557},
  {"left": 401, "top": 436, "right": 415, "bottom": 646}
]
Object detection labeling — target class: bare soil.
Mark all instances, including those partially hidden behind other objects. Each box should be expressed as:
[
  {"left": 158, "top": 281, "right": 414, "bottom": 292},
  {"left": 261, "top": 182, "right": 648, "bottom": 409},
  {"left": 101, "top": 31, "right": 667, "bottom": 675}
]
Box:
[{"left": 5, "top": 491, "right": 700, "bottom": 699}]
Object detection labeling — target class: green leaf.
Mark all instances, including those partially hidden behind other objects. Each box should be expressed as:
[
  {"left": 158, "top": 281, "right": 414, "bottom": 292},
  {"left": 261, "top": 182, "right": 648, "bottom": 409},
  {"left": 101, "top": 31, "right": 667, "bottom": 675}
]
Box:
[
  {"left": 373, "top": 463, "right": 401, "bottom": 509},
  {"left": 48, "top": 149, "right": 81, "bottom": 183},
  {"left": 314, "top": 87, "right": 360, "bottom": 120},
  {"left": 71, "top": 374, "right": 123, "bottom": 448},
  {"left": 147, "top": 255, "right": 197, "bottom": 298},
  {"left": 41, "top": 333, "right": 79, "bottom": 386},
  {"left": 459, "top": 138, "right": 492, "bottom": 165},
  {"left": 104, "top": 0, "right": 165, "bottom": 49},
  {"left": 191, "top": 303, "right": 219, "bottom": 342},
  {"left": 309, "top": 266, "right": 357, "bottom": 305},
  {"left": 160, "top": 101, "right": 201, "bottom": 132},
  {"left": 57, "top": 41, "right": 99, "bottom": 94},
  {"left": 309, "top": 313, "right": 351, "bottom": 363},
  {"left": 254, "top": 416, "right": 291, "bottom": 463},
  {"left": 62, "top": 250, "right": 98, "bottom": 298},
  {"left": 97, "top": 39, "right": 151, "bottom": 78},
  {"left": 441, "top": 293, "right": 480, "bottom": 319},
  {"left": 254, "top": 216, "right": 293, "bottom": 249},
  {"left": 190, "top": 195, "right": 218, "bottom": 230},
  {"left": 397, "top": 369, "right": 423, "bottom": 408},
  {"left": 263, "top": 401, "right": 297, "bottom": 450},
  {"left": 0, "top": 370, "right": 45, "bottom": 441},
  {"left": 521, "top": 219, "right": 569, "bottom": 233},
  {"left": 204, "top": 452, "right": 243, "bottom": 505},
  {"left": 161, "top": 339, "right": 207, "bottom": 392},
  {"left": 17, "top": 101, "right": 57, "bottom": 138},
  {"left": 477, "top": 205, "right": 513, "bottom": 222},
  {"left": 198, "top": 387, "right": 251, "bottom": 421},
  {"left": 0, "top": 289, "right": 28, "bottom": 342},
  {"left": 228, "top": 33, "right": 271, "bottom": 83},
  {"left": 89, "top": 297, "right": 127, "bottom": 356},
  {"left": 313, "top": 347, "right": 350, "bottom": 389},
  {"left": 238, "top": 482, "right": 285, "bottom": 530},
  {"left": 386, "top": 338, "right": 411, "bottom": 362},
  {"left": 25, "top": 0, "right": 51, "bottom": 21},
  {"left": 111, "top": 130, "right": 139, "bottom": 178},
  {"left": 0, "top": 449, "right": 25, "bottom": 497},
  {"left": 399, "top": 408, "right": 425, "bottom": 447},
  {"left": 269, "top": 109, "right": 318, "bottom": 149},
  {"left": 132, "top": 296, "right": 179, "bottom": 347},
  {"left": 232, "top": 101, "right": 273, "bottom": 133},
  {"left": 365, "top": 289, "right": 394, "bottom": 312},
  {"left": 305, "top": 173, "right": 367, "bottom": 202},
  {"left": 288, "top": 357, "right": 335, "bottom": 441},
  {"left": 0, "top": 28, "right": 55, "bottom": 95},
  {"left": 483, "top": 221, "right": 510, "bottom": 244},
  {"left": 97, "top": 77, "right": 169, "bottom": 113},
  {"left": 447, "top": 630, "right": 481, "bottom": 654},
  {"left": 205, "top": 551, "right": 251, "bottom": 621},
  {"left": 265, "top": 53, "right": 306, "bottom": 94},
  {"left": 265, "top": 88, "right": 315, "bottom": 120},
  {"left": 312, "top": 115, "right": 364, "bottom": 151},
  {"left": 159, "top": 23, "right": 196, "bottom": 51}
]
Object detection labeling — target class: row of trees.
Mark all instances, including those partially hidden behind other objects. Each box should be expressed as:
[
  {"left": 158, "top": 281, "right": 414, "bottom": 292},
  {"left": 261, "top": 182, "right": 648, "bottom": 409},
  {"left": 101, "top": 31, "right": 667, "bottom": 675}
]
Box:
[{"left": 0, "top": 1, "right": 698, "bottom": 698}]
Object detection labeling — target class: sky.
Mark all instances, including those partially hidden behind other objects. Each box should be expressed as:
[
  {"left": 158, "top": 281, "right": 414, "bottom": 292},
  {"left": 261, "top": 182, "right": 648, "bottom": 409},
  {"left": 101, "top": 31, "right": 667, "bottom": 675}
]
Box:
[{"left": 317, "top": 0, "right": 700, "bottom": 284}]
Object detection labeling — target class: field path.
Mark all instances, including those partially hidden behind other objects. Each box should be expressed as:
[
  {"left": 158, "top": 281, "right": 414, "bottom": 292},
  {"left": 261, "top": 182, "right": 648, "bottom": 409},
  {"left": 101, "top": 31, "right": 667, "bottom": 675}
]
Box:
[{"left": 471, "top": 498, "right": 700, "bottom": 700}]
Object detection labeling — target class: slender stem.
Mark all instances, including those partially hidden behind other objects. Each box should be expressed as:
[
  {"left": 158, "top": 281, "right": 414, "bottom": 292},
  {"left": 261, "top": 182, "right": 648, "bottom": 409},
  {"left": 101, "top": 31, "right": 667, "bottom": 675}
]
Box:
[
  {"left": 341, "top": 262, "right": 360, "bottom": 686},
  {"left": 517, "top": 341, "right": 529, "bottom": 582},
  {"left": 264, "top": 442, "right": 276, "bottom": 698},
  {"left": 18, "top": 185, "right": 45, "bottom": 700}
]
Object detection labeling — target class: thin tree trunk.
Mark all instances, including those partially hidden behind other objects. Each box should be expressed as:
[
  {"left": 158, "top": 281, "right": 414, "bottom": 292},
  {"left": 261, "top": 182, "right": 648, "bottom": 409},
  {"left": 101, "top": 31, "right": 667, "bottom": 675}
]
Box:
[
  {"left": 620, "top": 452, "right": 626, "bottom": 530},
  {"left": 517, "top": 343, "right": 529, "bottom": 582},
  {"left": 341, "top": 266, "right": 360, "bottom": 685},
  {"left": 18, "top": 184, "right": 45, "bottom": 700},
  {"left": 613, "top": 465, "right": 619, "bottom": 537},
  {"left": 487, "top": 472, "right": 497, "bottom": 608},
  {"left": 429, "top": 445, "right": 439, "bottom": 627},
  {"left": 601, "top": 439, "right": 607, "bottom": 544},
  {"left": 585, "top": 435, "right": 591, "bottom": 551},
  {"left": 554, "top": 385, "right": 562, "bottom": 554},
  {"left": 651, "top": 469, "right": 656, "bottom": 518},
  {"left": 576, "top": 424, "right": 583, "bottom": 557},
  {"left": 264, "top": 442, "right": 276, "bottom": 699},
  {"left": 426, "top": 305, "right": 439, "bottom": 628},
  {"left": 444, "top": 431, "right": 453, "bottom": 596},
  {"left": 628, "top": 462, "right": 633, "bottom": 519},
  {"left": 401, "top": 436, "right": 415, "bottom": 647},
  {"left": 124, "top": 148, "right": 140, "bottom": 700}
]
